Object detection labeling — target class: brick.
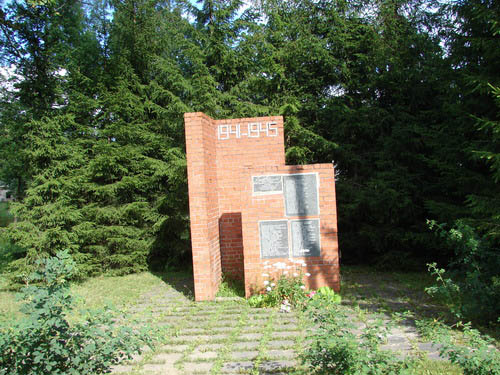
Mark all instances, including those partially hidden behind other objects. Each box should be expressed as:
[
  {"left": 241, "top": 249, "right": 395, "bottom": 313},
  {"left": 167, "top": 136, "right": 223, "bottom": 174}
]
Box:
[{"left": 185, "top": 113, "right": 340, "bottom": 301}]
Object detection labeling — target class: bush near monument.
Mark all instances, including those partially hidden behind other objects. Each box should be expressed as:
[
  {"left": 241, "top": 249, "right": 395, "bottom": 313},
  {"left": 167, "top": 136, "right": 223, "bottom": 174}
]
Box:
[{"left": 0, "top": 251, "right": 154, "bottom": 375}]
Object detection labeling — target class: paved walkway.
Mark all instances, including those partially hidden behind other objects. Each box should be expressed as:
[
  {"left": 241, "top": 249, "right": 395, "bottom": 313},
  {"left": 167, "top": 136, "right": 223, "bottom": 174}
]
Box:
[{"left": 111, "top": 271, "right": 446, "bottom": 375}]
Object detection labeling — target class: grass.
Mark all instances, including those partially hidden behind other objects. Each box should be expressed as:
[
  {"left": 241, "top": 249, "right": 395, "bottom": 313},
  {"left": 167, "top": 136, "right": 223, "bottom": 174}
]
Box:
[
  {"left": 0, "top": 271, "right": 166, "bottom": 323},
  {"left": 216, "top": 274, "right": 245, "bottom": 298},
  {"left": 0, "top": 262, "right": 497, "bottom": 374},
  {"left": 72, "top": 271, "right": 164, "bottom": 311}
]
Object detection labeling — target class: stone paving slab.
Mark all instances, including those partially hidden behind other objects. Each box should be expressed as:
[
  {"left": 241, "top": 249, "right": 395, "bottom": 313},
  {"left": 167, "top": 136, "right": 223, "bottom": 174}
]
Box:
[
  {"left": 150, "top": 352, "right": 183, "bottom": 363},
  {"left": 110, "top": 272, "right": 458, "bottom": 375},
  {"left": 231, "top": 341, "right": 260, "bottom": 350},
  {"left": 111, "top": 364, "right": 134, "bottom": 373},
  {"left": 188, "top": 351, "right": 219, "bottom": 360},
  {"left": 259, "top": 359, "right": 297, "bottom": 371},
  {"left": 267, "top": 339, "right": 295, "bottom": 348},
  {"left": 230, "top": 350, "right": 259, "bottom": 360},
  {"left": 221, "top": 361, "right": 254, "bottom": 372},
  {"left": 266, "top": 349, "right": 296, "bottom": 359},
  {"left": 182, "top": 361, "right": 213, "bottom": 374},
  {"left": 160, "top": 344, "right": 190, "bottom": 352}
]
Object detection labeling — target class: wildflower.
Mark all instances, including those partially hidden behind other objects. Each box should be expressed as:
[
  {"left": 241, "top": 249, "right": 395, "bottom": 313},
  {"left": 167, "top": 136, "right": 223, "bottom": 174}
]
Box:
[
  {"left": 264, "top": 280, "right": 269, "bottom": 285},
  {"left": 271, "top": 283, "right": 275, "bottom": 287},
  {"left": 293, "top": 273, "right": 298, "bottom": 277},
  {"left": 305, "top": 272, "right": 311, "bottom": 277},
  {"left": 262, "top": 273, "right": 269, "bottom": 277},
  {"left": 283, "top": 271, "right": 288, "bottom": 275},
  {"left": 266, "top": 286, "right": 272, "bottom": 292},
  {"left": 300, "top": 285, "right": 305, "bottom": 290},
  {"left": 307, "top": 291, "right": 316, "bottom": 298}
]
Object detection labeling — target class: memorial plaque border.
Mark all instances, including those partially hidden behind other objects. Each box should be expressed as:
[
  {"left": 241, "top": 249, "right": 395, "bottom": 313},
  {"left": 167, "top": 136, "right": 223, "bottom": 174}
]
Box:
[
  {"left": 283, "top": 172, "right": 320, "bottom": 217},
  {"left": 258, "top": 219, "right": 290, "bottom": 259},
  {"left": 252, "top": 174, "right": 283, "bottom": 196}
]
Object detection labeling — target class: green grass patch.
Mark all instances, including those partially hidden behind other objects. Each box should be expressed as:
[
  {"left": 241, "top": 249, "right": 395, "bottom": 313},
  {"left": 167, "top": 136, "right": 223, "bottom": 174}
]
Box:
[
  {"left": 0, "top": 271, "right": 165, "bottom": 323},
  {"left": 406, "top": 359, "right": 463, "bottom": 375},
  {"left": 72, "top": 271, "right": 164, "bottom": 311},
  {"left": 216, "top": 274, "right": 245, "bottom": 298}
]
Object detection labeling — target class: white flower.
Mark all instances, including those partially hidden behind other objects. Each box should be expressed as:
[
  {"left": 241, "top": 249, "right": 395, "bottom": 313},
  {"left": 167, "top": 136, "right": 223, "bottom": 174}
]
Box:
[
  {"left": 300, "top": 285, "right": 306, "bottom": 289},
  {"left": 273, "top": 262, "right": 286, "bottom": 269},
  {"left": 283, "top": 271, "right": 288, "bottom": 275},
  {"left": 286, "top": 266, "right": 292, "bottom": 269},
  {"left": 264, "top": 280, "right": 269, "bottom": 285},
  {"left": 271, "top": 283, "right": 276, "bottom": 287},
  {"left": 266, "top": 286, "right": 272, "bottom": 291},
  {"left": 264, "top": 265, "right": 271, "bottom": 269},
  {"left": 293, "top": 273, "right": 298, "bottom": 277},
  {"left": 305, "top": 272, "right": 311, "bottom": 277},
  {"left": 262, "top": 273, "right": 269, "bottom": 277}
]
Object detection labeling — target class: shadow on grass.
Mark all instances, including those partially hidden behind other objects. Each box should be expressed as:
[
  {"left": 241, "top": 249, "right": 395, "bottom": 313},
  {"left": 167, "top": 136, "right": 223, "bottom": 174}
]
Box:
[
  {"left": 340, "top": 266, "right": 449, "bottom": 321},
  {"left": 152, "top": 269, "right": 195, "bottom": 300}
]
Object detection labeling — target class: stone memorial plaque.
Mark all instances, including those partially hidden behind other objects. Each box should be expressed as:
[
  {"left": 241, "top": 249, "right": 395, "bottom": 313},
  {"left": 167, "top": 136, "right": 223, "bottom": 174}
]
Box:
[
  {"left": 283, "top": 174, "right": 319, "bottom": 216},
  {"left": 253, "top": 175, "right": 283, "bottom": 194},
  {"left": 291, "top": 219, "right": 321, "bottom": 257},
  {"left": 259, "top": 220, "right": 289, "bottom": 258}
]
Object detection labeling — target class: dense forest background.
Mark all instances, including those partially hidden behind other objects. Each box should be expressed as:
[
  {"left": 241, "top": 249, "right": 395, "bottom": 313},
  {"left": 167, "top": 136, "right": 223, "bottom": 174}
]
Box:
[{"left": 0, "top": 0, "right": 499, "bottom": 280}]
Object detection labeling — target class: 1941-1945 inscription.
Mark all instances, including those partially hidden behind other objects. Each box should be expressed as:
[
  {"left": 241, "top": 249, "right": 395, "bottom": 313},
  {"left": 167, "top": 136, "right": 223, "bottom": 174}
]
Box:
[
  {"left": 259, "top": 220, "right": 289, "bottom": 258},
  {"left": 291, "top": 219, "right": 321, "bottom": 257},
  {"left": 253, "top": 175, "right": 282, "bottom": 194},
  {"left": 283, "top": 174, "right": 319, "bottom": 216}
]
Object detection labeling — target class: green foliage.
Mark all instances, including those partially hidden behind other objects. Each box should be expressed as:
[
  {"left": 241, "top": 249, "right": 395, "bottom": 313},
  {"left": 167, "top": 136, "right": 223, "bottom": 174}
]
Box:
[
  {"left": 426, "top": 220, "right": 500, "bottom": 323},
  {"left": 416, "top": 319, "right": 500, "bottom": 375},
  {"left": 0, "top": 203, "right": 13, "bottom": 228},
  {"left": 216, "top": 274, "right": 245, "bottom": 298},
  {"left": 0, "top": 251, "right": 153, "bottom": 375},
  {"left": 248, "top": 274, "right": 308, "bottom": 308},
  {"left": 302, "top": 302, "right": 411, "bottom": 375},
  {"left": 0, "top": 0, "right": 500, "bottom": 275},
  {"left": 310, "top": 286, "right": 342, "bottom": 305},
  {"left": 438, "top": 323, "right": 500, "bottom": 375}
]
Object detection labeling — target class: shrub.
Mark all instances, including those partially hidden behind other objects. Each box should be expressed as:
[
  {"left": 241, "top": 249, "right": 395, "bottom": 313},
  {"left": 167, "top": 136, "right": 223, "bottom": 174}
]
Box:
[
  {"left": 426, "top": 220, "right": 500, "bottom": 323},
  {"left": 302, "top": 302, "right": 411, "bottom": 375},
  {"left": 0, "top": 251, "right": 153, "bottom": 375},
  {"left": 436, "top": 323, "right": 500, "bottom": 375},
  {"left": 248, "top": 273, "right": 308, "bottom": 308},
  {"left": 310, "top": 286, "right": 342, "bottom": 305}
]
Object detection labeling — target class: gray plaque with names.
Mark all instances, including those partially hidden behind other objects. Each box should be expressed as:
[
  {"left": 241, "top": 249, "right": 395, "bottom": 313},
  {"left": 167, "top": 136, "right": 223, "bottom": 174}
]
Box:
[
  {"left": 283, "top": 174, "right": 319, "bottom": 216},
  {"left": 259, "top": 220, "right": 289, "bottom": 259},
  {"left": 291, "top": 219, "right": 321, "bottom": 257},
  {"left": 253, "top": 175, "right": 283, "bottom": 194}
]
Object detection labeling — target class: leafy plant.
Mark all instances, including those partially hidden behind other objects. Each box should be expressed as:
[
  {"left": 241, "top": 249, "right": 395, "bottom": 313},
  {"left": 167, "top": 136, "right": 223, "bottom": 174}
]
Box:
[
  {"left": 0, "top": 251, "right": 153, "bottom": 375},
  {"left": 438, "top": 323, "right": 500, "bottom": 375},
  {"left": 302, "top": 302, "right": 410, "bottom": 375},
  {"left": 311, "top": 286, "right": 342, "bottom": 304},
  {"left": 248, "top": 273, "right": 308, "bottom": 308},
  {"left": 426, "top": 220, "right": 500, "bottom": 323}
]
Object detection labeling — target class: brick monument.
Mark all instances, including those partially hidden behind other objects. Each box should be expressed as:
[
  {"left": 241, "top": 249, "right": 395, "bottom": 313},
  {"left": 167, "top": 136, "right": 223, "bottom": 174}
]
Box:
[{"left": 184, "top": 112, "right": 340, "bottom": 301}]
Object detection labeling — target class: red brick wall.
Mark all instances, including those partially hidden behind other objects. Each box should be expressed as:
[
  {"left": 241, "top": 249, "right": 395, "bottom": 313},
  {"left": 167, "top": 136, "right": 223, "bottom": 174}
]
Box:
[
  {"left": 240, "top": 165, "right": 340, "bottom": 297},
  {"left": 185, "top": 112, "right": 340, "bottom": 301},
  {"left": 215, "top": 116, "right": 285, "bottom": 278},
  {"left": 184, "top": 113, "right": 221, "bottom": 301}
]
